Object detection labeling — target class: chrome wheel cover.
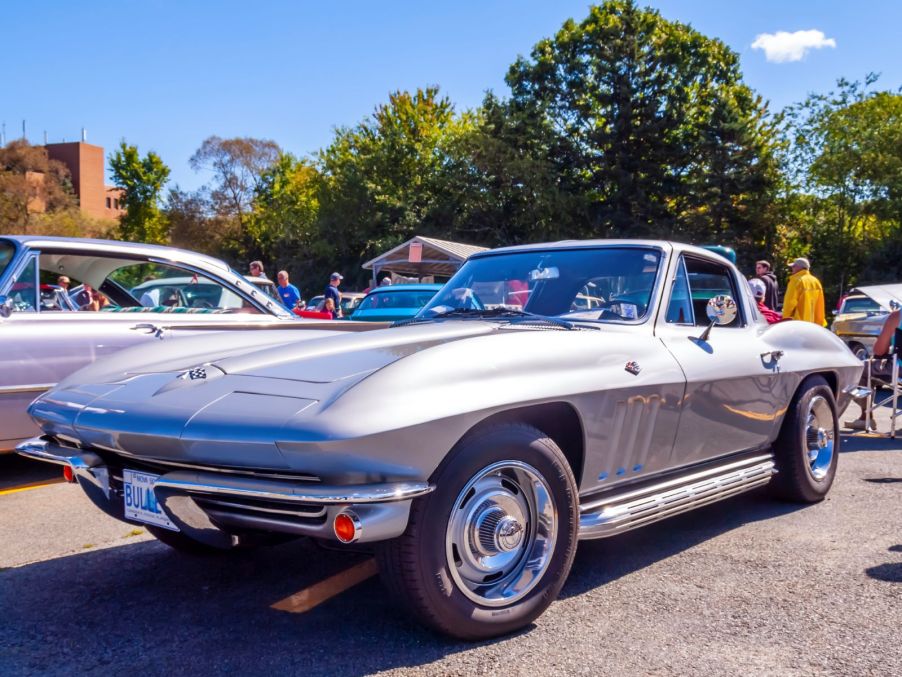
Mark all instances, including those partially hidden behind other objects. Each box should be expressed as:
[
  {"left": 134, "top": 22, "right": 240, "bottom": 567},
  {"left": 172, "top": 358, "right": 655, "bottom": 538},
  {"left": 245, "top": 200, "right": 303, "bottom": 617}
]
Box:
[
  {"left": 445, "top": 460, "right": 558, "bottom": 607},
  {"left": 805, "top": 395, "right": 835, "bottom": 481}
]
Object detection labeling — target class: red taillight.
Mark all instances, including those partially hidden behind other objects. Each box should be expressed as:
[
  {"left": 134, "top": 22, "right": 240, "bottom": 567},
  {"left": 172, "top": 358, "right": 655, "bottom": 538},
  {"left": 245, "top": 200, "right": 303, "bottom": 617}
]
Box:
[
  {"left": 333, "top": 511, "right": 361, "bottom": 543},
  {"left": 62, "top": 465, "right": 75, "bottom": 483}
]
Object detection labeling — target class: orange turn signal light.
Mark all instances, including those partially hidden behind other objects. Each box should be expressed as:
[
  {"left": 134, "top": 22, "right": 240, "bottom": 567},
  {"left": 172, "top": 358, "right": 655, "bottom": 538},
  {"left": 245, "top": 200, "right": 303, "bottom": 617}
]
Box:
[
  {"left": 62, "top": 465, "right": 75, "bottom": 483},
  {"left": 333, "top": 511, "right": 361, "bottom": 543}
]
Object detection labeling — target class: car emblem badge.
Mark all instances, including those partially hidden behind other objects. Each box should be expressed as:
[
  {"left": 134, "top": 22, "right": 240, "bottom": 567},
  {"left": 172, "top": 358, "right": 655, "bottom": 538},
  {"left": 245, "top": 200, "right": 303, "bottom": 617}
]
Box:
[
  {"left": 625, "top": 361, "right": 641, "bottom": 375},
  {"left": 181, "top": 367, "right": 207, "bottom": 381}
]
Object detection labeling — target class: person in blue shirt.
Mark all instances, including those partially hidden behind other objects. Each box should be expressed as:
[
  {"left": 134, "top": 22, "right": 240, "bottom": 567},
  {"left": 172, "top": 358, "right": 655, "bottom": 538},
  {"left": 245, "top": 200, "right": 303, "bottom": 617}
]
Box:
[
  {"left": 276, "top": 270, "right": 301, "bottom": 310},
  {"left": 323, "top": 272, "right": 343, "bottom": 317}
]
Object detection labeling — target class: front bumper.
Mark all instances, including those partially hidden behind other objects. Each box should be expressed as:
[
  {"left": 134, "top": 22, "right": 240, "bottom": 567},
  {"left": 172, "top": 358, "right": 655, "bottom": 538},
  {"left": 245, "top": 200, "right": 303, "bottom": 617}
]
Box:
[{"left": 17, "top": 436, "right": 432, "bottom": 548}]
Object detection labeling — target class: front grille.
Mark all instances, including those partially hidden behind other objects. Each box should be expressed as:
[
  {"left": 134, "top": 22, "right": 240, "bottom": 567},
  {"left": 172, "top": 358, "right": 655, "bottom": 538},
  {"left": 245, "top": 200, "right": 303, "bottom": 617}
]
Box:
[
  {"left": 194, "top": 495, "right": 328, "bottom": 535},
  {"left": 75, "top": 443, "right": 322, "bottom": 483}
]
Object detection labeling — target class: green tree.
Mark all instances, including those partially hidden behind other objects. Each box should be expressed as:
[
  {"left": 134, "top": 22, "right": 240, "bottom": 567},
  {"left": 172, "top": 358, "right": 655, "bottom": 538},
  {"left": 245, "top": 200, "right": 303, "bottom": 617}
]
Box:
[
  {"left": 479, "top": 0, "right": 780, "bottom": 256},
  {"left": 109, "top": 141, "right": 171, "bottom": 244},
  {"left": 315, "top": 87, "right": 474, "bottom": 285},
  {"left": 781, "top": 76, "right": 902, "bottom": 297},
  {"left": 247, "top": 153, "right": 320, "bottom": 280}
]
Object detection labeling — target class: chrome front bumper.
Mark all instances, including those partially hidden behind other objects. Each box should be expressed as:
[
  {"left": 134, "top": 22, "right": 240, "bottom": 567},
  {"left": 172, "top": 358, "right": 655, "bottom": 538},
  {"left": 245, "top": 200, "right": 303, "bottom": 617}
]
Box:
[{"left": 17, "top": 437, "right": 432, "bottom": 547}]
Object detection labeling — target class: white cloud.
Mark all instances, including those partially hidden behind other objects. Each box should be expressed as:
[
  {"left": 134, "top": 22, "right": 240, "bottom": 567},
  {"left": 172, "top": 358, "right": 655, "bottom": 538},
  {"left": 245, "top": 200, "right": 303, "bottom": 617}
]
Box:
[{"left": 751, "top": 29, "right": 837, "bottom": 63}]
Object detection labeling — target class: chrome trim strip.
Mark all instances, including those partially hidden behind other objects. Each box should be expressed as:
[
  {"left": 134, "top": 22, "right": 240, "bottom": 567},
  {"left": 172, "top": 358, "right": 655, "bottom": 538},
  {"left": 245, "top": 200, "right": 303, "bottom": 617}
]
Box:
[
  {"left": 16, "top": 437, "right": 98, "bottom": 468},
  {"left": 16, "top": 437, "right": 110, "bottom": 497},
  {"left": 0, "top": 383, "right": 55, "bottom": 395},
  {"left": 101, "top": 447, "right": 321, "bottom": 482},
  {"left": 154, "top": 474, "right": 434, "bottom": 505},
  {"left": 580, "top": 454, "right": 774, "bottom": 513},
  {"left": 579, "top": 456, "right": 776, "bottom": 539}
]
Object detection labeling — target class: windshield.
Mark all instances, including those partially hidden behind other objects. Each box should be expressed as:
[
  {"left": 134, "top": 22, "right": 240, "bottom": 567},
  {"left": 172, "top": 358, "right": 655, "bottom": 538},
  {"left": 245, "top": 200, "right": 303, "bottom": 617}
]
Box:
[
  {"left": 0, "top": 240, "right": 15, "bottom": 280},
  {"left": 421, "top": 247, "right": 662, "bottom": 322},
  {"left": 840, "top": 296, "right": 882, "bottom": 314}
]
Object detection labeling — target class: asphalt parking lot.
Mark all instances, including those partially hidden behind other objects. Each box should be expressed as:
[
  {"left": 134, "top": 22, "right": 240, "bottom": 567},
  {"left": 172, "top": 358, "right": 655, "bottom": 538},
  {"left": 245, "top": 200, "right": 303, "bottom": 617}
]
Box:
[{"left": 2, "top": 403, "right": 900, "bottom": 677}]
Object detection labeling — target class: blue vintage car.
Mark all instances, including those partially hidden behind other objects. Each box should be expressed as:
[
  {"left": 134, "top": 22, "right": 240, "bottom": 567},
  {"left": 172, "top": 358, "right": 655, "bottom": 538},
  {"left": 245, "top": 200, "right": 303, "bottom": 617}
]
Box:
[{"left": 350, "top": 283, "right": 443, "bottom": 322}]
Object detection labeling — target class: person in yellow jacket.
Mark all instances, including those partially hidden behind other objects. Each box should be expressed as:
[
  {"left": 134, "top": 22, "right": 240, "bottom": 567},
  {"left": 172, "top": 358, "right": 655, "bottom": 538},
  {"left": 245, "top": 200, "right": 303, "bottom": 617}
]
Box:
[{"left": 782, "top": 257, "right": 826, "bottom": 326}]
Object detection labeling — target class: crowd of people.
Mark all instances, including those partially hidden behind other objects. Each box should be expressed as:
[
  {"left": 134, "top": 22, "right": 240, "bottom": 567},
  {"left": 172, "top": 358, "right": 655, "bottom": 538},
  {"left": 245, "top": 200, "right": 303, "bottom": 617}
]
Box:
[
  {"left": 744, "top": 256, "right": 827, "bottom": 327},
  {"left": 257, "top": 261, "right": 396, "bottom": 319}
]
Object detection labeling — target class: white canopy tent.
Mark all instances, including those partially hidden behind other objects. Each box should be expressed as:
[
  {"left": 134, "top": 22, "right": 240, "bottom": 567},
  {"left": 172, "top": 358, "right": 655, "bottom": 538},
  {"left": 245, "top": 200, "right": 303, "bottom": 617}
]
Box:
[{"left": 361, "top": 235, "right": 488, "bottom": 286}]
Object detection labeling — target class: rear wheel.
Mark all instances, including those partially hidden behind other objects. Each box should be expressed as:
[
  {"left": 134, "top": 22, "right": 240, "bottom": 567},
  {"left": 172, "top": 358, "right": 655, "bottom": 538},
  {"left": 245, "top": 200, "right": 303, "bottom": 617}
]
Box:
[
  {"left": 770, "top": 376, "right": 839, "bottom": 502},
  {"left": 377, "top": 424, "right": 578, "bottom": 640}
]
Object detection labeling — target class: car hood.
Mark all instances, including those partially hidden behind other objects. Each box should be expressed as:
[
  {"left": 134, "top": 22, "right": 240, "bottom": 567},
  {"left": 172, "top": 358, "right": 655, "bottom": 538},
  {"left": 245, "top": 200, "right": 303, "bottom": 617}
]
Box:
[
  {"left": 209, "top": 322, "right": 498, "bottom": 383},
  {"left": 30, "top": 321, "right": 502, "bottom": 463},
  {"left": 850, "top": 283, "right": 902, "bottom": 311}
]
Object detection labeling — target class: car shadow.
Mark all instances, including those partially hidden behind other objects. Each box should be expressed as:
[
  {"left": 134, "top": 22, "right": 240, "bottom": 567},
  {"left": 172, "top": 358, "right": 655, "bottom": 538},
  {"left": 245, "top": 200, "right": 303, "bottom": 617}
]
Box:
[
  {"left": 838, "top": 432, "right": 900, "bottom": 454},
  {"left": 865, "top": 545, "right": 902, "bottom": 583},
  {"left": 0, "top": 536, "right": 495, "bottom": 676},
  {"left": 1, "top": 488, "right": 809, "bottom": 675},
  {"left": 561, "top": 487, "right": 805, "bottom": 599},
  {"left": 0, "top": 454, "right": 59, "bottom": 490}
]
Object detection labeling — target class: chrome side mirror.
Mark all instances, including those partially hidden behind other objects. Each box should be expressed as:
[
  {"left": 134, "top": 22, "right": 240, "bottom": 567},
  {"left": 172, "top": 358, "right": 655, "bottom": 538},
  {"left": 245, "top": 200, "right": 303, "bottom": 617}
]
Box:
[
  {"left": 0, "top": 296, "right": 12, "bottom": 319},
  {"left": 697, "top": 295, "right": 737, "bottom": 341}
]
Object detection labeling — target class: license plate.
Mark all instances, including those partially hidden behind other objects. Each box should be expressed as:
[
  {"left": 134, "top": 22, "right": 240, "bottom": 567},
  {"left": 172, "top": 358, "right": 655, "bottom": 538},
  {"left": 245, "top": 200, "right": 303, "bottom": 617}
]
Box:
[{"left": 122, "top": 469, "right": 178, "bottom": 531}]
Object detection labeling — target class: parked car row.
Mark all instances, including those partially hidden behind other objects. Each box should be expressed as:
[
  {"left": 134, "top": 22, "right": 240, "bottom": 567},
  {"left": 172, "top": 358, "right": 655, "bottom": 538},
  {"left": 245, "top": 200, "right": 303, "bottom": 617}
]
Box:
[{"left": 14, "top": 236, "right": 863, "bottom": 640}]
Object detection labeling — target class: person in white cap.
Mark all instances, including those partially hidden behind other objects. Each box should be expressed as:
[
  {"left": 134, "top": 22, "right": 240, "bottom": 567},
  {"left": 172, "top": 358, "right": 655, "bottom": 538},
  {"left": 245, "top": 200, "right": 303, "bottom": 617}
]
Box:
[
  {"left": 782, "top": 257, "right": 825, "bottom": 326},
  {"left": 324, "top": 272, "right": 343, "bottom": 317},
  {"left": 748, "top": 278, "right": 782, "bottom": 324}
]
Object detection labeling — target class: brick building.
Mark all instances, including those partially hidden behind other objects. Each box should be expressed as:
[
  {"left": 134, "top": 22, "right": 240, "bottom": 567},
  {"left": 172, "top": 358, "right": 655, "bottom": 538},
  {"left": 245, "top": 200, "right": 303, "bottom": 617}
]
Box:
[{"left": 44, "top": 141, "right": 124, "bottom": 221}]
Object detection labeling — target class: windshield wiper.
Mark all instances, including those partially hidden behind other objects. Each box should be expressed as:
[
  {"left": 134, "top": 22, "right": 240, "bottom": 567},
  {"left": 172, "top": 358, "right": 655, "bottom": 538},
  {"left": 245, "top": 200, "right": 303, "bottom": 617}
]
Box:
[{"left": 394, "top": 306, "right": 580, "bottom": 330}]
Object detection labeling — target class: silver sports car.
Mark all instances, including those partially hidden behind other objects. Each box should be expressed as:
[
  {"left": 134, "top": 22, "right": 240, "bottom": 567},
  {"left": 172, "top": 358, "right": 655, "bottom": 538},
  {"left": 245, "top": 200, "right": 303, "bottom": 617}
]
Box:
[{"left": 19, "top": 240, "right": 863, "bottom": 639}]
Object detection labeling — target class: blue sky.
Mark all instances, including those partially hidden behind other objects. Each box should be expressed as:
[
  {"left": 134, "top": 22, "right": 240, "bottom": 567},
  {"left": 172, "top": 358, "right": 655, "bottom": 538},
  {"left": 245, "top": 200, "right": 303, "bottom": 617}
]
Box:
[{"left": 4, "top": 1, "right": 900, "bottom": 190}]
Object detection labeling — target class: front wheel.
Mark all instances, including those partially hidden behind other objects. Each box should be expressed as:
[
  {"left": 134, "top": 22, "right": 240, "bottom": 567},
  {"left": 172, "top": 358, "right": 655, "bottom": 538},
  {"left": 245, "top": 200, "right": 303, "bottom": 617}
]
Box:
[
  {"left": 377, "top": 424, "right": 578, "bottom": 640},
  {"left": 770, "top": 375, "right": 839, "bottom": 502}
]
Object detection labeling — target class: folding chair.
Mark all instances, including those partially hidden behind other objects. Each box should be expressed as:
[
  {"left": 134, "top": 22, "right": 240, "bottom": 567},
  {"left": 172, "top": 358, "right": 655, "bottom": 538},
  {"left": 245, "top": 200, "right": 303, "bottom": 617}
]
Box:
[{"left": 864, "top": 327, "right": 902, "bottom": 438}]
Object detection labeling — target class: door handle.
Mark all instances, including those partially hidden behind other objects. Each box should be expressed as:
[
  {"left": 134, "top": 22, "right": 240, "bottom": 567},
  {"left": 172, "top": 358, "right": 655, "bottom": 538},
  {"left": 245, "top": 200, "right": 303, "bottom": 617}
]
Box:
[{"left": 132, "top": 323, "right": 166, "bottom": 339}]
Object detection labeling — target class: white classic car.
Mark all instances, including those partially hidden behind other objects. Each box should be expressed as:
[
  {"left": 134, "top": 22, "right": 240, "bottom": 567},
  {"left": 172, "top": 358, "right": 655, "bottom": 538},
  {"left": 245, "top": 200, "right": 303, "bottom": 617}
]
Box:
[
  {"left": 0, "top": 235, "right": 296, "bottom": 453},
  {"left": 20, "top": 239, "right": 863, "bottom": 639}
]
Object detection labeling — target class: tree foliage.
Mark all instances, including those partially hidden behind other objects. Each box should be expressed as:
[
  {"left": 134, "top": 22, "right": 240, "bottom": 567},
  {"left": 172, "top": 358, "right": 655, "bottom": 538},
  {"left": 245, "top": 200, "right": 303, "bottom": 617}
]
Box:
[
  {"left": 314, "top": 87, "right": 474, "bottom": 284},
  {"left": 2, "top": 1, "right": 888, "bottom": 308},
  {"left": 780, "top": 76, "right": 902, "bottom": 298},
  {"left": 488, "top": 0, "right": 780, "bottom": 257},
  {"left": 0, "top": 140, "right": 76, "bottom": 232},
  {"left": 247, "top": 153, "right": 320, "bottom": 275},
  {"left": 109, "top": 141, "right": 171, "bottom": 244}
]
